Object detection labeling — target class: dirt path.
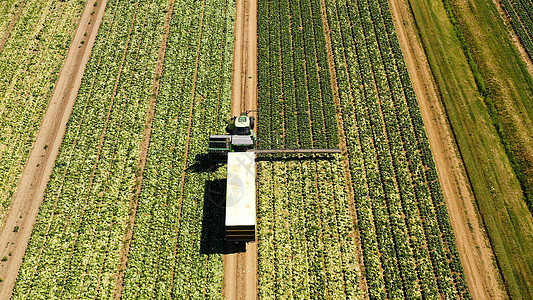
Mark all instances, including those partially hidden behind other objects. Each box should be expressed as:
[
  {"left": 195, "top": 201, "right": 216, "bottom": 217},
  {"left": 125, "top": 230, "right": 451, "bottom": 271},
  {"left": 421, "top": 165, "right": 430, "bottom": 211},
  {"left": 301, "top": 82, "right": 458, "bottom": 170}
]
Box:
[
  {"left": 223, "top": 0, "right": 258, "bottom": 298},
  {"left": 0, "top": 0, "right": 107, "bottom": 297},
  {"left": 388, "top": 0, "right": 507, "bottom": 298}
]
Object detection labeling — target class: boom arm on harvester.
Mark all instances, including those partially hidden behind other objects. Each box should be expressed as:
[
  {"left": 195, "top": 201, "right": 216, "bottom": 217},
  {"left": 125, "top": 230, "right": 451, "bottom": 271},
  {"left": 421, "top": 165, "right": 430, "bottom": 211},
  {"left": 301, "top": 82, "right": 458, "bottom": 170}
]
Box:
[{"left": 247, "top": 149, "right": 341, "bottom": 154}]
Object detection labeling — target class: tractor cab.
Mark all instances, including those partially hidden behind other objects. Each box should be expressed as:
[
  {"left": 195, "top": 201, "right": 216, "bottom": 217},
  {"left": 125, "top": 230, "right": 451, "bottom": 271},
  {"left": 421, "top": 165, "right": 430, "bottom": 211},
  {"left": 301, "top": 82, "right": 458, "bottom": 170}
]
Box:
[
  {"left": 233, "top": 114, "right": 254, "bottom": 135},
  {"left": 208, "top": 112, "right": 256, "bottom": 160}
]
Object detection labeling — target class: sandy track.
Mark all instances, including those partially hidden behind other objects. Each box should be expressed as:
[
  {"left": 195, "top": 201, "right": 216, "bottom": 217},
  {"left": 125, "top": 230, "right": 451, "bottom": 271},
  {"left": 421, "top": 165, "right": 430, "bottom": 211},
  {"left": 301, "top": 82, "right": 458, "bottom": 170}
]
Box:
[
  {"left": 223, "top": 0, "right": 258, "bottom": 298},
  {"left": 0, "top": 0, "right": 107, "bottom": 297},
  {"left": 388, "top": 0, "right": 507, "bottom": 298}
]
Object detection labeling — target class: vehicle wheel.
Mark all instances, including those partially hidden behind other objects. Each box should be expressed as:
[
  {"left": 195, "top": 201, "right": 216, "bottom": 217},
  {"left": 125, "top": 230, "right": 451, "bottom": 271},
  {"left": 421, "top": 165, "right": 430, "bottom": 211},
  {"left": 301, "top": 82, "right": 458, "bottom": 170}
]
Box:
[{"left": 250, "top": 116, "right": 255, "bottom": 129}]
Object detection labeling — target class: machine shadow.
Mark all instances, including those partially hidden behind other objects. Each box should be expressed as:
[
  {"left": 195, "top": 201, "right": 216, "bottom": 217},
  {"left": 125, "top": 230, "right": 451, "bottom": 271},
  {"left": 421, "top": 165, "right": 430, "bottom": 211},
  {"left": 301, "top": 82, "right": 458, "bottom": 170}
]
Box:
[
  {"left": 200, "top": 179, "right": 248, "bottom": 255},
  {"left": 200, "top": 179, "right": 226, "bottom": 254},
  {"left": 189, "top": 153, "right": 225, "bottom": 173}
]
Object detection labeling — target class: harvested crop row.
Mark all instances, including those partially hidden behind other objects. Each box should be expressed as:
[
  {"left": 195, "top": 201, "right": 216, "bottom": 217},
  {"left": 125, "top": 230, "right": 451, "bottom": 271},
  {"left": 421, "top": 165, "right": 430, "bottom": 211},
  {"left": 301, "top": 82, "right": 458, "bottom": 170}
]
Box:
[
  {"left": 120, "top": 0, "right": 235, "bottom": 297},
  {"left": 257, "top": 158, "right": 363, "bottom": 299},
  {"left": 12, "top": 0, "right": 168, "bottom": 297},
  {"left": 0, "top": 0, "right": 85, "bottom": 224}
]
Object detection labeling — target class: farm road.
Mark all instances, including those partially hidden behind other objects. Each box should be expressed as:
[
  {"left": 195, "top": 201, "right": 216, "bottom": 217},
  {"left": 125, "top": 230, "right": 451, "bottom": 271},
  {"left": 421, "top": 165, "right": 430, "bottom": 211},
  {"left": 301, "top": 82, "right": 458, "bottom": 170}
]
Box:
[
  {"left": 388, "top": 0, "right": 507, "bottom": 298},
  {"left": 224, "top": 0, "right": 258, "bottom": 297},
  {"left": 0, "top": 0, "right": 107, "bottom": 297}
]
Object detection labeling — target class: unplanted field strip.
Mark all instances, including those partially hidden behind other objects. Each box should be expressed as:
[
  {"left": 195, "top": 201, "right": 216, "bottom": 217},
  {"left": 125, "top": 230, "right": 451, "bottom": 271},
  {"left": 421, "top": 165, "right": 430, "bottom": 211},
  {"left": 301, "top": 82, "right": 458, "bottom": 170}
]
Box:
[{"left": 387, "top": 0, "right": 506, "bottom": 297}]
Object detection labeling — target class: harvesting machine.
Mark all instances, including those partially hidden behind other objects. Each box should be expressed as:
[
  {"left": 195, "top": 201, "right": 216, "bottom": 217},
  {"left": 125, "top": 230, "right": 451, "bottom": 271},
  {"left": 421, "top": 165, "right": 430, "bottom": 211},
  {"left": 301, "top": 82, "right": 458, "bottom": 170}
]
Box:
[{"left": 208, "top": 111, "right": 340, "bottom": 243}]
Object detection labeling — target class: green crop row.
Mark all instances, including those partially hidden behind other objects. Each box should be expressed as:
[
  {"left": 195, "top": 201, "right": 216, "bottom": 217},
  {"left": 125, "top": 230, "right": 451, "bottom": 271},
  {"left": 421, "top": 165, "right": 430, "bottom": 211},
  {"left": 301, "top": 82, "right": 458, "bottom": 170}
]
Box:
[
  {"left": 257, "top": 0, "right": 339, "bottom": 150},
  {"left": 258, "top": 0, "right": 470, "bottom": 297},
  {"left": 0, "top": 0, "right": 85, "bottom": 223},
  {"left": 12, "top": 0, "right": 167, "bottom": 297},
  {"left": 500, "top": 0, "right": 533, "bottom": 61},
  {"left": 327, "top": 0, "right": 470, "bottom": 297}
]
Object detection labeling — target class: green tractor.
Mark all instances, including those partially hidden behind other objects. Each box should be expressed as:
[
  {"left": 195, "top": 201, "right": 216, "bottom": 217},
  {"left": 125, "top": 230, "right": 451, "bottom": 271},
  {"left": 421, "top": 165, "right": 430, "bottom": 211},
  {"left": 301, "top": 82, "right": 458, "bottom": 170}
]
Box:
[{"left": 208, "top": 112, "right": 256, "bottom": 160}]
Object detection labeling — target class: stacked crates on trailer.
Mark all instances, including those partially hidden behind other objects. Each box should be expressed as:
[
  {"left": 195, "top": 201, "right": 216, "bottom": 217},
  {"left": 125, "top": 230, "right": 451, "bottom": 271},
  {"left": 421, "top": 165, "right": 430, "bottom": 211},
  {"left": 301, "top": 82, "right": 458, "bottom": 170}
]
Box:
[{"left": 225, "top": 152, "right": 256, "bottom": 241}]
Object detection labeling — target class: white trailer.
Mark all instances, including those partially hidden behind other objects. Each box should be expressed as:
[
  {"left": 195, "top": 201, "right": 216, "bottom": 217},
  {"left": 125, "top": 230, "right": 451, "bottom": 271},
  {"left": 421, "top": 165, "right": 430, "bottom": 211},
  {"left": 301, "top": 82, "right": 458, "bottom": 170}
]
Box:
[{"left": 225, "top": 152, "right": 256, "bottom": 242}]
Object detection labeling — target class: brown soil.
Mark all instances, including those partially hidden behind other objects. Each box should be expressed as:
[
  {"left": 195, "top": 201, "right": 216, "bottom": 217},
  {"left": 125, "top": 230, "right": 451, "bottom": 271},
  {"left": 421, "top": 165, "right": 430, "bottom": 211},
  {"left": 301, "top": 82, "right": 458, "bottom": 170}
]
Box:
[
  {"left": 111, "top": 0, "right": 176, "bottom": 298},
  {"left": 223, "top": 0, "right": 258, "bottom": 298},
  {"left": 0, "top": 0, "right": 107, "bottom": 298},
  {"left": 388, "top": 0, "right": 507, "bottom": 298}
]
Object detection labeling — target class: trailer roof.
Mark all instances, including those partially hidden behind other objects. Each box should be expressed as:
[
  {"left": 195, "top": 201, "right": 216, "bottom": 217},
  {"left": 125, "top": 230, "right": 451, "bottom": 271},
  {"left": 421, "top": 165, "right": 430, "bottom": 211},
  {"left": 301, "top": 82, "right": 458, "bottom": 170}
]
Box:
[{"left": 226, "top": 152, "right": 256, "bottom": 226}]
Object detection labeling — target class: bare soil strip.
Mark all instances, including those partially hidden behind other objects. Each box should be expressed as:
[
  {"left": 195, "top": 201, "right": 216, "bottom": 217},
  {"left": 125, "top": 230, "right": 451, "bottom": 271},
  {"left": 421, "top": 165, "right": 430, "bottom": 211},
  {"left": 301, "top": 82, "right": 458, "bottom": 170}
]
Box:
[
  {"left": 0, "top": 0, "right": 26, "bottom": 54},
  {"left": 223, "top": 0, "right": 258, "bottom": 297},
  {"left": 230, "top": 0, "right": 245, "bottom": 118},
  {"left": 111, "top": 0, "right": 176, "bottom": 298},
  {"left": 318, "top": 0, "right": 369, "bottom": 296},
  {"left": 0, "top": 0, "right": 107, "bottom": 297},
  {"left": 388, "top": 0, "right": 507, "bottom": 298}
]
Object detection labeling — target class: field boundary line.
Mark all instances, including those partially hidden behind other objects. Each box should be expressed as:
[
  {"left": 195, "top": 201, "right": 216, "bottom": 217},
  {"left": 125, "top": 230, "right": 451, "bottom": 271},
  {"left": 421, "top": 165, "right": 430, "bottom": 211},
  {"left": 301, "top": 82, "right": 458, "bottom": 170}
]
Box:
[
  {"left": 388, "top": 0, "right": 508, "bottom": 297},
  {"left": 111, "top": 0, "right": 176, "bottom": 297},
  {"left": 0, "top": 0, "right": 108, "bottom": 297}
]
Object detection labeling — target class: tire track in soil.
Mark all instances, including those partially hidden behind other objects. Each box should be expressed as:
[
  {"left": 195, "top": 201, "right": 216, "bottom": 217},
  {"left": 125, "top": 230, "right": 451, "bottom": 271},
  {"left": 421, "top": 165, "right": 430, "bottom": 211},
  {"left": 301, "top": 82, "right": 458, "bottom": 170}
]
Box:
[
  {"left": 0, "top": 0, "right": 107, "bottom": 297},
  {"left": 111, "top": 0, "right": 176, "bottom": 297},
  {"left": 388, "top": 0, "right": 507, "bottom": 298},
  {"left": 0, "top": 0, "right": 26, "bottom": 54},
  {"left": 319, "top": 0, "right": 370, "bottom": 297}
]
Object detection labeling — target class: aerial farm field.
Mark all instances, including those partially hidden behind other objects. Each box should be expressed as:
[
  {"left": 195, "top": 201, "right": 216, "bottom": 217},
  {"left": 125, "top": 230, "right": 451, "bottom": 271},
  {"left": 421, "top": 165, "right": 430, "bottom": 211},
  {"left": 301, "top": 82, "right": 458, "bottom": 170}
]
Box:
[{"left": 0, "top": 0, "right": 531, "bottom": 299}]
